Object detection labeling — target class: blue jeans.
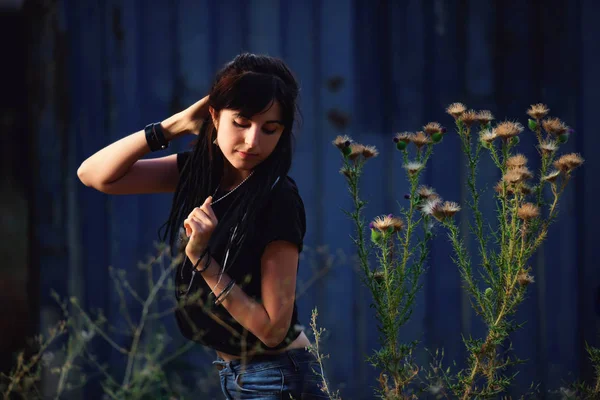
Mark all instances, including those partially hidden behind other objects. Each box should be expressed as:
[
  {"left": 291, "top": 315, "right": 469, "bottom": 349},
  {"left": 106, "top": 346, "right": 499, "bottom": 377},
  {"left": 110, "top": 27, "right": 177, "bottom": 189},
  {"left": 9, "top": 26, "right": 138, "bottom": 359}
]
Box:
[{"left": 213, "top": 348, "right": 330, "bottom": 399}]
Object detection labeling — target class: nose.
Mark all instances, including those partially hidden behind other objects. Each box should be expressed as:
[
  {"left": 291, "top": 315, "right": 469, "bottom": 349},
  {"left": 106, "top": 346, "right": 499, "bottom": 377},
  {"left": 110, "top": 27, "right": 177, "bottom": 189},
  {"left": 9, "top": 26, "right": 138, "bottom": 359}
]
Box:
[{"left": 244, "top": 125, "right": 260, "bottom": 148}]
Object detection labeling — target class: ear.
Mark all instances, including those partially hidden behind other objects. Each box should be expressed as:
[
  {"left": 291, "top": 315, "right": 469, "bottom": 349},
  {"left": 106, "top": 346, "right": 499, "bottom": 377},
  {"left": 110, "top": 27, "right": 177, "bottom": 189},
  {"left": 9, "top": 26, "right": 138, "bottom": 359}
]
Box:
[{"left": 209, "top": 106, "right": 219, "bottom": 130}]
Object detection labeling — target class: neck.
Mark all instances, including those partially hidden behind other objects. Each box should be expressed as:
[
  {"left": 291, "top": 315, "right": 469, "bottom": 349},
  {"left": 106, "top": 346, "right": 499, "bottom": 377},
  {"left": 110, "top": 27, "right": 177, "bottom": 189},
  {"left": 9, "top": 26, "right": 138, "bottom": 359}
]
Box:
[{"left": 221, "top": 160, "right": 252, "bottom": 191}]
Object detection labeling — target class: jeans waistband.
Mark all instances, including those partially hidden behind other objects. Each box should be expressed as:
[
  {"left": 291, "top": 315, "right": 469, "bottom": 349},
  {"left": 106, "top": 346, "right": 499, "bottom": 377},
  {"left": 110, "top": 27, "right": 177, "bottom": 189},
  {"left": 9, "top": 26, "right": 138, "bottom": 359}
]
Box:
[{"left": 213, "top": 348, "right": 315, "bottom": 374}]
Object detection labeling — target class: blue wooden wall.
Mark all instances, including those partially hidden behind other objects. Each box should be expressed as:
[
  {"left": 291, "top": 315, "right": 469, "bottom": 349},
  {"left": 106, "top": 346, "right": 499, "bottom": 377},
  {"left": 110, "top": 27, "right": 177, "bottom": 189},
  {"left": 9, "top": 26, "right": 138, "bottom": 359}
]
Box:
[{"left": 28, "top": 0, "right": 600, "bottom": 398}]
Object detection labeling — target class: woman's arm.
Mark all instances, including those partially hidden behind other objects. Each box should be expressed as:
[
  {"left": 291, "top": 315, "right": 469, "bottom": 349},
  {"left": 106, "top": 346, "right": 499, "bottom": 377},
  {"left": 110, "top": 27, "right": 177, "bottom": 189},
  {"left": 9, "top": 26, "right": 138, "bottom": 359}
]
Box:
[
  {"left": 77, "top": 96, "right": 209, "bottom": 195},
  {"left": 190, "top": 240, "right": 299, "bottom": 348}
]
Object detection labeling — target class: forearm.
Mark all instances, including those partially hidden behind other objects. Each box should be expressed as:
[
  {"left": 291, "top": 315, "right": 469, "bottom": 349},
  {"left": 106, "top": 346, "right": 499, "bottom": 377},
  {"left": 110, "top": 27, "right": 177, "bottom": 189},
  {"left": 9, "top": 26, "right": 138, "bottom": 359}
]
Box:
[
  {"left": 76, "top": 112, "right": 186, "bottom": 187},
  {"left": 190, "top": 254, "right": 286, "bottom": 348}
]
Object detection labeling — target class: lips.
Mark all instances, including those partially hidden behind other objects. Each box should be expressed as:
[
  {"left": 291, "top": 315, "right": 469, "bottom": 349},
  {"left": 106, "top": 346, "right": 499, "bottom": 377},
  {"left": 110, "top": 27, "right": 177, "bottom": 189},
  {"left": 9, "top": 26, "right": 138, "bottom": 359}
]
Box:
[{"left": 237, "top": 151, "right": 258, "bottom": 158}]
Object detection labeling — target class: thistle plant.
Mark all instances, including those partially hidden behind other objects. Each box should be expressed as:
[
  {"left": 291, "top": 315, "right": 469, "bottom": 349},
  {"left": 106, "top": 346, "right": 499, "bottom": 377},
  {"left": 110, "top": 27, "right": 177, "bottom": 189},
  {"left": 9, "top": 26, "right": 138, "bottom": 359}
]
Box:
[
  {"left": 333, "top": 127, "right": 459, "bottom": 399},
  {"left": 436, "top": 103, "right": 584, "bottom": 399}
]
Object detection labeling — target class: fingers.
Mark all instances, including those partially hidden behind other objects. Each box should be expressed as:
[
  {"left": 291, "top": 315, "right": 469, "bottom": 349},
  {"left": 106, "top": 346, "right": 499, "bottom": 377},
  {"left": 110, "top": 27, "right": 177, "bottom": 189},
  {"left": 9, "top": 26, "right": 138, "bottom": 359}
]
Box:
[{"left": 201, "top": 196, "right": 218, "bottom": 223}]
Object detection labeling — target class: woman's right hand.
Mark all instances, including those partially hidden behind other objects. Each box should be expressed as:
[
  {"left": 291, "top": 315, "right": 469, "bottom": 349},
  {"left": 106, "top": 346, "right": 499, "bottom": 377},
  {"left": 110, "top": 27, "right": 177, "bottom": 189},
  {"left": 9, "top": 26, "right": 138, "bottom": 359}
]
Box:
[{"left": 162, "top": 95, "right": 210, "bottom": 137}]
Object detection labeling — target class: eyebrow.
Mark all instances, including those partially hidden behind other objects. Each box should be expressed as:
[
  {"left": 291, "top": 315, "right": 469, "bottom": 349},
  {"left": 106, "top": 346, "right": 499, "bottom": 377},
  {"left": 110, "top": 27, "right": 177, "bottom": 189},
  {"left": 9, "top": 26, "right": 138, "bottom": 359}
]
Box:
[{"left": 235, "top": 113, "right": 283, "bottom": 125}]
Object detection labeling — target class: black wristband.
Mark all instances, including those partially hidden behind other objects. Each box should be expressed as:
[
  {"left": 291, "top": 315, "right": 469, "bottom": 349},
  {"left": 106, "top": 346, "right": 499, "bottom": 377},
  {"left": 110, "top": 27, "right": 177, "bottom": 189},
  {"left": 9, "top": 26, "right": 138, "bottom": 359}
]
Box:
[
  {"left": 193, "top": 247, "right": 211, "bottom": 272},
  {"left": 144, "top": 122, "right": 169, "bottom": 152}
]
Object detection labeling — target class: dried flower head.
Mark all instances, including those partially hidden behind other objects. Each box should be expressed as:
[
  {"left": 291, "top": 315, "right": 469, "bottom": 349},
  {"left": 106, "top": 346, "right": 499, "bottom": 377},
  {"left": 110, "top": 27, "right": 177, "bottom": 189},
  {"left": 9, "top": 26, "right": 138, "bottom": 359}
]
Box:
[
  {"left": 459, "top": 110, "right": 479, "bottom": 127},
  {"left": 417, "top": 185, "right": 438, "bottom": 200},
  {"left": 542, "top": 170, "right": 561, "bottom": 183},
  {"left": 538, "top": 140, "right": 558, "bottom": 155},
  {"left": 476, "top": 110, "right": 495, "bottom": 125},
  {"left": 517, "top": 270, "right": 535, "bottom": 286},
  {"left": 421, "top": 197, "right": 442, "bottom": 216},
  {"left": 554, "top": 153, "right": 584, "bottom": 173},
  {"left": 410, "top": 131, "right": 432, "bottom": 149},
  {"left": 403, "top": 161, "right": 424, "bottom": 175},
  {"left": 362, "top": 145, "right": 379, "bottom": 159},
  {"left": 480, "top": 129, "right": 498, "bottom": 144},
  {"left": 527, "top": 103, "right": 549, "bottom": 120},
  {"left": 495, "top": 121, "right": 524, "bottom": 139},
  {"left": 339, "top": 166, "right": 354, "bottom": 179},
  {"left": 542, "top": 118, "right": 568, "bottom": 136},
  {"left": 423, "top": 122, "right": 443, "bottom": 136},
  {"left": 495, "top": 181, "right": 530, "bottom": 196},
  {"left": 348, "top": 143, "right": 366, "bottom": 161},
  {"left": 495, "top": 181, "right": 512, "bottom": 196},
  {"left": 503, "top": 167, "right": 533, "bottom": 184},
  {"left": 371, "top": 215, "right": 404, "bottom": 233},
  {"left": 394, "top": 132, "right": 413, "bottom": 143},
  {"left": 333, "top": 135, "right": 352, "bottom": 150},
  {"left": 518, "top": 203, "right": 540, "bottom": 221},
  {"left": 446, "top": 102, "right": 467, "bottom": 119},
  {"left": 427, "top": 201, "right": 461, "bottom": 221},
  {"left": 420, "top": 197, "right": 460, "bottom": 221},
  {"left": 506, "top": 154, "right": 528, "bottom": 170}
]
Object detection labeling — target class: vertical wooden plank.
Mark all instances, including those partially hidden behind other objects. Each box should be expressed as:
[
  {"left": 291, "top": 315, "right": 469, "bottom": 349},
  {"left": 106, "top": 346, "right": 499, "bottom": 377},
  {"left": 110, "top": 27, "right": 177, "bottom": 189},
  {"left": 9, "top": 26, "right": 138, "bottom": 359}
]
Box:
[
  {"left": 319, "top": 0, "right": 357, "bottom": 394},
  {"left": 388, "top": 0, "right": 429, "bottom": 372},
  {"left": 464, "top": 0, "right": 500, "bottom": 381},
  {"left": 103, "top": 0, "right": 142, "bottom": 380},
  {"left": 30, "top": 0, "right": 73, "bottom": 396},
  {"left": 493, "top": 1, "right": 545, "bottom": 396},
  {"left": 282, "top": 0, "right": 322, "bottom": 352},
  {"left": 213, "top": 0, "right": 245, "bottom": 70},
  {"left": 579, "top": 0, "right": 600, "bottom": 385},
  {"left": 67, "top": 0, "right": 112, "bottom": 394},
  {"left": 537, "top": 0, "right": 581, "bottom": 391},
  {"left": 248, "top": 0, "right": 281, "bottom": 56},
  {"left": 423, "top": 0, "right": 467, "bottom": 375}
]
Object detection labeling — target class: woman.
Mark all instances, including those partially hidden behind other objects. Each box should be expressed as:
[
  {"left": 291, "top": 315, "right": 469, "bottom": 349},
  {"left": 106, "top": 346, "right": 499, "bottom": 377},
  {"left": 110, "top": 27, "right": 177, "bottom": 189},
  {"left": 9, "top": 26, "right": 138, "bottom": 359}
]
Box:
[{"left": 78, "top": 53, "right": 329, "bottom": 399}]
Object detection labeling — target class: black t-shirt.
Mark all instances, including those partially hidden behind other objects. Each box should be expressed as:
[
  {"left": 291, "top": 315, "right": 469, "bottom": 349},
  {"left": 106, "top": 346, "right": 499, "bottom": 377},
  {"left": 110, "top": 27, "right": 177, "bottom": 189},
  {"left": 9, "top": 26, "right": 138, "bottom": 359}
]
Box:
[{"left": 173, "top": 151, "right": 306, "bottom": 356}]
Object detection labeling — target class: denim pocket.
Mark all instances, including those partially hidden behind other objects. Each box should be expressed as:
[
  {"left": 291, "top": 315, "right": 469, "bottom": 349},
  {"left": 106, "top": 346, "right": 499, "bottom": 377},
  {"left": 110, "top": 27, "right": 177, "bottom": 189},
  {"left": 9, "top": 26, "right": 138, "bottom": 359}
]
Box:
[{"left": 228, "top": 367, "right": 284, "bottom": 397}]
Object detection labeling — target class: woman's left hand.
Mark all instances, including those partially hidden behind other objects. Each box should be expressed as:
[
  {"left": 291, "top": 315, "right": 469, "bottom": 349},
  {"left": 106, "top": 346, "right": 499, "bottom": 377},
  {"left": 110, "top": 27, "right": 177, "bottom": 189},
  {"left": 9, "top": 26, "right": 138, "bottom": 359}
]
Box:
[{"left": 183, "top": 196, "right": 218, "bottom": 260}]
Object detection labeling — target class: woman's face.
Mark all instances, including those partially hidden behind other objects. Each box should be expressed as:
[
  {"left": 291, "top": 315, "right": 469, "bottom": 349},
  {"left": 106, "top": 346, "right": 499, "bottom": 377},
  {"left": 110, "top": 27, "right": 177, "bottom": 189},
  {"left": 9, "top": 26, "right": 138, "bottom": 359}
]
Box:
[{"left": 211, "top": 101, "right": 285, "bottom": 177}]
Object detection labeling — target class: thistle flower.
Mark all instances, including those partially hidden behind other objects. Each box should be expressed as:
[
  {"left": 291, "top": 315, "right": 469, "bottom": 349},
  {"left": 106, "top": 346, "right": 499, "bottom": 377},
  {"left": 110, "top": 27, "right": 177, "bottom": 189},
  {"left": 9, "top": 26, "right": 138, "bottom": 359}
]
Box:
[
  {"left": 518, "top": 203, "right": 540, "bottom": 221},
  {"left": 333, "top": 135, "right": 352, "bottom": 150},
  {"left": 480, "top": 129, "right": 498, "bottom": 144},
  {"left": 428, "top": 201, "right": 461, "bottom": 222},
  {"left": 542, "top": 117, "right": 568, "bottom": 136},
  {"left": 542, "top": 170, "right": 561, "bottom": 183},
  {"left": 417, "top": 185, "right": 438, "bottom": 200},
  {"left": 517, "top": 269, "right": 535, "bottom": 286},
  {"left": 495, "top": 121, "right": 524, "bottom": 140},
  {"left": 423, "top": 122, "right": 443, "bottom": 136},
  {"left": 371, "top": 214, "right": 404, "bottom": 233},
  {"left": 527, "top": 103, "right": 550, "bottom": 120},
  {"left": 403, "top": 161, "right": 424, "bottom": 176},
  {"left": 348, "top": 143, "right": 366, "bottom": 161},
  {"left": 394, "top": 132, "right": 413, "bottom": 150},
  {"left": 446, "top": 102, "right": 467, "bottom": 119},
  {"left": 506, "top": 154, "right": 528, "bottom": 170},
  {"left": 495, "top": 181, "right": 529, "bottom": 196},
  {"left": 440, "top": 201, "right": 461, "bottom": 219},
  {"left": 554, "top": 153, "right": 584, "bottom": 173},
  {"left": 476, "top": 110, "right": 495, "bottom": 125},
  {"left": 410, "top": 131, "right": 432, "bottom": 149},
  {"left": 538, "top": 140, "right": 558, "bottom": 155},
  {"left": 339, "top": 166, "right": 354, "bottom": 179},
  {"left": 503, "top": 167, "right": 533, "bottom": 184},
  {"left": 459, "top": 110, "right": 479, "bottom": 127},
  {"left": 421, "top": 197, "right": 442, "bottom": 216},
  {"left": 362, "top": 145, "right": 379, "bottom": 159}
]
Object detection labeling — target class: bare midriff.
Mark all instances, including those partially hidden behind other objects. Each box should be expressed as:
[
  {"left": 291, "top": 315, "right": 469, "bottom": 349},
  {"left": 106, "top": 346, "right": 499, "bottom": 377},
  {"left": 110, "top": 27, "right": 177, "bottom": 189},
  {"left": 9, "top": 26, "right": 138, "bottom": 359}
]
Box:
[{"left": 216, "top": 331, "right": 311, "bottom": 362}]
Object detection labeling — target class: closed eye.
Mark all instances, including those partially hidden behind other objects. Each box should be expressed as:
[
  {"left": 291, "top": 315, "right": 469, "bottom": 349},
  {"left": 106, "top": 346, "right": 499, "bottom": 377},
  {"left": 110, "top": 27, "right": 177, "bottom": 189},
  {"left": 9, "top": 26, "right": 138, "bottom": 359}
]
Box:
[{"left": 233, "top": 120, "right": 277, "bottom": 135}]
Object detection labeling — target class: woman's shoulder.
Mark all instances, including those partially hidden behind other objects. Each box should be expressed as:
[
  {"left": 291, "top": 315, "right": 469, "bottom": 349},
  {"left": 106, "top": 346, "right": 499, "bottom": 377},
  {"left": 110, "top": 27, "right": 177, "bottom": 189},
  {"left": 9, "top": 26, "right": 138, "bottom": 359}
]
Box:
[{"left": 271, "top": 176, "right": 303, "bottom": 204}]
